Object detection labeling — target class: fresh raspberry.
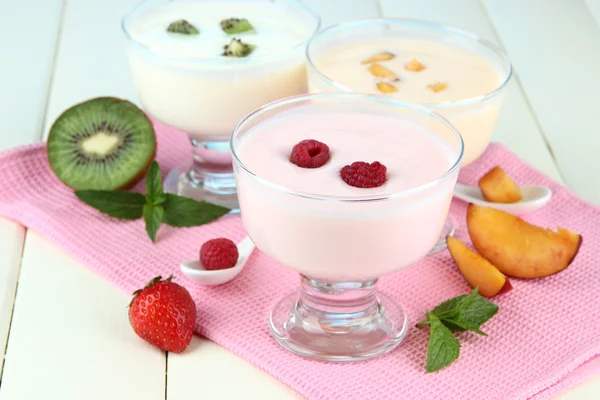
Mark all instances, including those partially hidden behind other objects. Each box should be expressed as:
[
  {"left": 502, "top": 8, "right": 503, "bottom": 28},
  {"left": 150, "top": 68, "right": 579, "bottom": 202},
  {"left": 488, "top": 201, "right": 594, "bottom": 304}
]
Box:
[
  {"left": 340, "top": 161, "right": 387, "bottom": 188},
  {"left": 200, "top": 238, "right": 239, "bottom": 270},
  {"left": 289, "top": 139, "right": 331, "bottom": 168}
]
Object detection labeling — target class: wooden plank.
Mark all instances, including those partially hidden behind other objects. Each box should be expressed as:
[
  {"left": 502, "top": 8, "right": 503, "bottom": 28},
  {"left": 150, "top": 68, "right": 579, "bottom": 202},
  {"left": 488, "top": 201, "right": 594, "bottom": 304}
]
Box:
[
  {"left": 0, "top": 0, "right": 63, "bottom": 149},
  {"left": 380, "top": 0, "right": 563, "bottom": 182},
  {"left": 484, "top": 0, "right": 600, "bottom": 204},
  {"left": 557, "top": 377, "right": 600, "bottom": 400},
  {"left": 0, "top": 219, "right": 24, "bottom": 375},
  {"left": 0, "top": 0, "right": 63, "bottom": 381},
  {"left": 585, "top": 0, "right": 600, "bottom": 27},
  {"left": 0, "top": 232, "right": 165, "bottom": 400},
  {"left": 43, "top": 0, "right": 139, "bottom": 135},
  {"left": 301, "top": 0, "right": 381, "bottom": 28},
  {"left": 167, "top": 338, "right": 301, "bottom": 400},
  {"left": 0, "top": 0, "right": 166, "bottom": 398}
]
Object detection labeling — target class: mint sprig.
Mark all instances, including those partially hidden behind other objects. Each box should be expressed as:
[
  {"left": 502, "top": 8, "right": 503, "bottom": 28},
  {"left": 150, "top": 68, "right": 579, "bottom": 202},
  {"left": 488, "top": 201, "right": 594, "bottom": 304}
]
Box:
[
  {"left": 416, "top": 287, "right": 499, "bottom": 373},
  {"left": 75, "top": 161, "right": 230, "bottom": 242},
  {"left": 425, "top": 313, "right": 460, "bottom": 373}
]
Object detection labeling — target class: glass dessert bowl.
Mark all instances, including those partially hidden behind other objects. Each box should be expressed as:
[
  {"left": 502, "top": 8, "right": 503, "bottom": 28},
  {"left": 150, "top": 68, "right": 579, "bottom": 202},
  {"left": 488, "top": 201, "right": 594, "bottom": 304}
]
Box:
[
  {"left": 231, "top": 93, "right": 464, "bottom": 362},
  {"left": 122, "top": 0, "right": 320, "bottom": 209},
  {"left": 306, "top": 18, "right": 512, "bottom": 252}
]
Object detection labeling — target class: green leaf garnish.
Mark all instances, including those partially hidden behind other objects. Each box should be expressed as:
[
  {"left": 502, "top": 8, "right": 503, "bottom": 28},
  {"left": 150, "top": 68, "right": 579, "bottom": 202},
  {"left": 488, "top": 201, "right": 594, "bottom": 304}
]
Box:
[
  {"left": 75, "top": 190, "right": 146, "bottom": 220},
  {"left": 458, "top": 294, "right": 499, "bottom": 327},
  {"left": 162, "top": 194, "right": 230, "bottom": 227},
  {"left": 416, "top": 288, "right": 499, "bottom": 372},
  {"left": 145, "top": 162, "right": 166, "bottom": 205},
  {"left": 167, "top": 19, "right": 199, "bottom": 35},
  {"left": 425, "top": 313, "right": 461, "bottom": 373},
  {"left": 75, "top": 161, "right": 230, "bottom": 242},
  {"left": 143, "top": 203, "right": 165, "bottom": 243}
]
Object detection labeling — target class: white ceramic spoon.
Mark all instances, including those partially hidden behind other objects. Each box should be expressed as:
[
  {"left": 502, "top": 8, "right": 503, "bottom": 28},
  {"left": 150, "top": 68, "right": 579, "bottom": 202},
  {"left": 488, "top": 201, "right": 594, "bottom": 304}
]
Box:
[
  {"left": 180, "top": 236, "right": 255, "bottom": 285},
  {"left": 453, "top": 183, "right": 552, "bottom": 215}
]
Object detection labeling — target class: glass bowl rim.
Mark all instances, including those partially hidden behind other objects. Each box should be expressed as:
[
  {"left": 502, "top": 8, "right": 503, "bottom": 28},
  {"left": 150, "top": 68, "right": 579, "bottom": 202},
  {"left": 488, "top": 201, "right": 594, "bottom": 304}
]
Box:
[
  {"left": 121, "top": 0, "right": 321, "bottom": 66},
  {"left": 230, "top": 92, "right": 464, "bottom": 203},
  {"left": 305, "top": 17, "right": 513, "bottom": 109}
]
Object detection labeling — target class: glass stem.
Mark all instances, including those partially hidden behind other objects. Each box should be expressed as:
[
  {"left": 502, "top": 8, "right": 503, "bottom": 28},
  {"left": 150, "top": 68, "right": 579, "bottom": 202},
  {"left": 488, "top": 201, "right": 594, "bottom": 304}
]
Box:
[
  {"left": 296, "top": 275, "right": 381, "bottom": 332},
  {"left": 188, "top": 137, "right": 233, "bottom": 184}
]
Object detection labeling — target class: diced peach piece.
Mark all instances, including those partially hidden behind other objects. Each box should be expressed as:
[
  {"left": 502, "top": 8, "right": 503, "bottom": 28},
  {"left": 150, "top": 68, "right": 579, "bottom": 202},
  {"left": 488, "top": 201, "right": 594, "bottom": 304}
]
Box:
[
  {"left": 368, "top": 63, "right": 399, "bottom": 81},
  {"left": 405, "top": 58, "right": 426, "bottom": 72},
  {"left": 427, "top": 82, "right": 448, "bottom": 92},
  {"left": 361, "top": 51, "right": 395, "bottom": 64},
  {"left": 446, "top": 236, "right": 511, "bottom": 297},
  {"left": 467, "top": 204, "right": 582, "bottom": 279},
  {"left": 376, "top": 82, "right": 398, "bottom": 93},
  {"left": 479, "top": 166, "right": 523, "bottom": 203}
]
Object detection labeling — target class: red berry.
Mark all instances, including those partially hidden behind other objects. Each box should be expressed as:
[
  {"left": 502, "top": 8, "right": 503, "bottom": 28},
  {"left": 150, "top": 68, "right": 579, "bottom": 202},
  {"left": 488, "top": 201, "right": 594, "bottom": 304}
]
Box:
[
  {"left": 340, "top": 161, "right": 388, "bottom": 188},
  {"left": 200, "top": 238, "right": 239, "bottom": 271},
  {"left": 289, "top": 139, "right": 331, "bottom": 168},
  {"left": 128, "top": 276, "right": 196, "bottom": 353}
]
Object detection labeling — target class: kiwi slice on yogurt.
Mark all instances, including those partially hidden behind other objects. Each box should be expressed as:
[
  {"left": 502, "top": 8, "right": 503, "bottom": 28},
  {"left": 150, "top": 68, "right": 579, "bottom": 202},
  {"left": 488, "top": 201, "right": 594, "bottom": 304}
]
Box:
[
  {"left": 47, "top": 97, "right": 156, "bottom": 191},
  {"left": 220, "top": 18, "right": 255, "bottom": 34},
  {"left": 167, "top": 19, "right": 199, "bottom": 35}
]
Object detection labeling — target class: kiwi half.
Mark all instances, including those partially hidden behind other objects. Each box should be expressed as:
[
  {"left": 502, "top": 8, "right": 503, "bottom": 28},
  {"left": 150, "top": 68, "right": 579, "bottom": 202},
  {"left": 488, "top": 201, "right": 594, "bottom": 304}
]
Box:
[{"left": 47, "top": 97, "right": 156, "bottom": 191}]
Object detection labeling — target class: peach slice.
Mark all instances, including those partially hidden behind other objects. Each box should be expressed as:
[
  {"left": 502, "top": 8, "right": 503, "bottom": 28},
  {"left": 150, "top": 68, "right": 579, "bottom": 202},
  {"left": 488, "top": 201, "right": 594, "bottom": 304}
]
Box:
[
  {"left": 427, "top": 82, "right": 448, "bottom": 92},
  {"left": 405, "top": 58, "right": 426, "bottom": 72},
  {"left": 361, "top": 51, "right": 395, "bottom": 64},
  {"left": 479, "top": 166, "right": 523, "bottom": 203},
  {"left": 376, "top": 82, "right": 398, "bottom": 93},
  {"left": 467, "top": 204, "right": 582, "bottom": 279},
  {"left": 368, "top": 63, "right": 399, "bottom": 81},
  {"left": 447, "top": 236, "right": 511, "bottom": 297}
]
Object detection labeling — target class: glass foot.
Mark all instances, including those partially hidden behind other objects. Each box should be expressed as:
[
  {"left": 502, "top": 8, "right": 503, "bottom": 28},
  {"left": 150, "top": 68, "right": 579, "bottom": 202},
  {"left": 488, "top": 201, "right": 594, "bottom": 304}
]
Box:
[
  {"left": 269, "top": 276, "right": 408, "bottom": 362},
  {"left": 428, "top": 216, "right": 455, "bottom": 254},
  {"left": 164, "top": 163, "right": 239, "bottom": 211}
]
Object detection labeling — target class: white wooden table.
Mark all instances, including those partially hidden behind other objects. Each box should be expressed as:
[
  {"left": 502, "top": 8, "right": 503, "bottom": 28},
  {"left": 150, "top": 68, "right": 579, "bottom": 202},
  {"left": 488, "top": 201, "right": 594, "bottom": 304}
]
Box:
[{"left": 1, "top": 0, "right": 600, "bottom": 398}]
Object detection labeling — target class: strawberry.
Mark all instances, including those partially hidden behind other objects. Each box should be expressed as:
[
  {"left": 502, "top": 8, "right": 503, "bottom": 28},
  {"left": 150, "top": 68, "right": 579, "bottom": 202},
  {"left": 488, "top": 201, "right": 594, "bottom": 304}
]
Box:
[{"left": 128, "top": 275, "right": 196, "bottom": 353}]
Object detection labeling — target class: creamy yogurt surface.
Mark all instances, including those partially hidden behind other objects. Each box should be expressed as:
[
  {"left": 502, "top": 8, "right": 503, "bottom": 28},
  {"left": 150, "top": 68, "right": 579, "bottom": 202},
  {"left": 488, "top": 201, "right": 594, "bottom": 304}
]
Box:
[
  {"left": 313, "top": 37, "right": 504, "bottom": 104},
  {"left": 236, "top": 107, "right": 455, "bottom": 197},
  {"left": 129, "top": 2, "right": 311, "bottom": 60}
]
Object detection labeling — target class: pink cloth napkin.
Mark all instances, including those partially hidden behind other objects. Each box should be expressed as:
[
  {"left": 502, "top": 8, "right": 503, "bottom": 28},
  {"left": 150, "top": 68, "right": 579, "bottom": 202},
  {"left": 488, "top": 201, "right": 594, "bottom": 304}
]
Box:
[{"left": 1, "top": 120, "right": 599, "bottom": 400}]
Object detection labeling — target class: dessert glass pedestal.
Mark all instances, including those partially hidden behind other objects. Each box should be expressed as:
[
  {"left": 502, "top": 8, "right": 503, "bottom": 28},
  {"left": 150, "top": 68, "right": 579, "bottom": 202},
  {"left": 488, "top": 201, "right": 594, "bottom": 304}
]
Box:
[
  {"left": 231, "top": 93, "right": 464, "bottom": 361},
  {"left": 121, "top": 0, "right": 320, "bottom": 209},
  {"left": 306, "top": 18, "right": 512, "bottom": 252}
]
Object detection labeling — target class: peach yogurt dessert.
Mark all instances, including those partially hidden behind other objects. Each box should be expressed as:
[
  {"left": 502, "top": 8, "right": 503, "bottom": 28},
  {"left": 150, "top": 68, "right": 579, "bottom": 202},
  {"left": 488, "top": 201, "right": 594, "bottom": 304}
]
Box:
[
  {"left": 121, "top": 0, "right": 320, "bottom": 208},
  {"left": 231, "top": 93, "right": 463, "bottom": 361},
  {"left": 306, "top": 19, "right": 511, "bottom": 251}
]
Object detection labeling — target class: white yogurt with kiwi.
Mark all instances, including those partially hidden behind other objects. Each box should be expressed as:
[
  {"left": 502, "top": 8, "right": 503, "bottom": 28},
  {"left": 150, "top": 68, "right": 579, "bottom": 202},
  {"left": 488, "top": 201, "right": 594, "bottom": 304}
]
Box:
[{"left": 123, "top": 0, "right": 319, "bottom": 141}]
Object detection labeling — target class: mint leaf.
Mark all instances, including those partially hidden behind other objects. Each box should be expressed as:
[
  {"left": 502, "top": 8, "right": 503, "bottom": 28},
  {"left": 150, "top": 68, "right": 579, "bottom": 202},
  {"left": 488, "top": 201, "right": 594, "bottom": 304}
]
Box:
[
  {"left": 417, "top": 289, "right": 499, "bottom": 372},
  {"left": 75, "top": 190, "right": 145, "bottom": 220},
  {"left": 423, "top": 288, "right": 496, "bottom": 335},
  {"left": 430, "top": 287, "right": 479, "bottom": 320},
  {"left": 458, "top": 295, "right": 498, "bottom": 327},
  {"left": 443, "top": 318, "right": 487, "bottom": 336},
  {"left": 143, "top": 204, "right": 164, "bottom": 243},
  {"left": 75, "top": 162, "right": 230, "bottom": 243},
  {"left": 442, "top": 321, "right": 468, "bottom": 333},
  {"left": 145, "top": 161, "right": 166, "bottom": 205},
  {"left": 162, "top": 194, "right": 230, "bottom": 227},
  {"left": 417, "top": 291, "right": 471, "bottom": 327},
  {"left": 434, "top": 288, "right": 497, "bottom": 334},
  {"left": 426, "top": 313, "right": 461, "bottom": 373},
  {"left": 429, "top": 295, "right": 468, "bottom": 320}
]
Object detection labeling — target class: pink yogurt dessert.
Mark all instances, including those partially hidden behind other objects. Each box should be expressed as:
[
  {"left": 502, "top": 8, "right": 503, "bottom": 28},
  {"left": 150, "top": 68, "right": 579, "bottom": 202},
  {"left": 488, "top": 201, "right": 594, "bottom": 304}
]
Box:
[{"left": 232, "top": 94, "right": 463, "bottom": 282}]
